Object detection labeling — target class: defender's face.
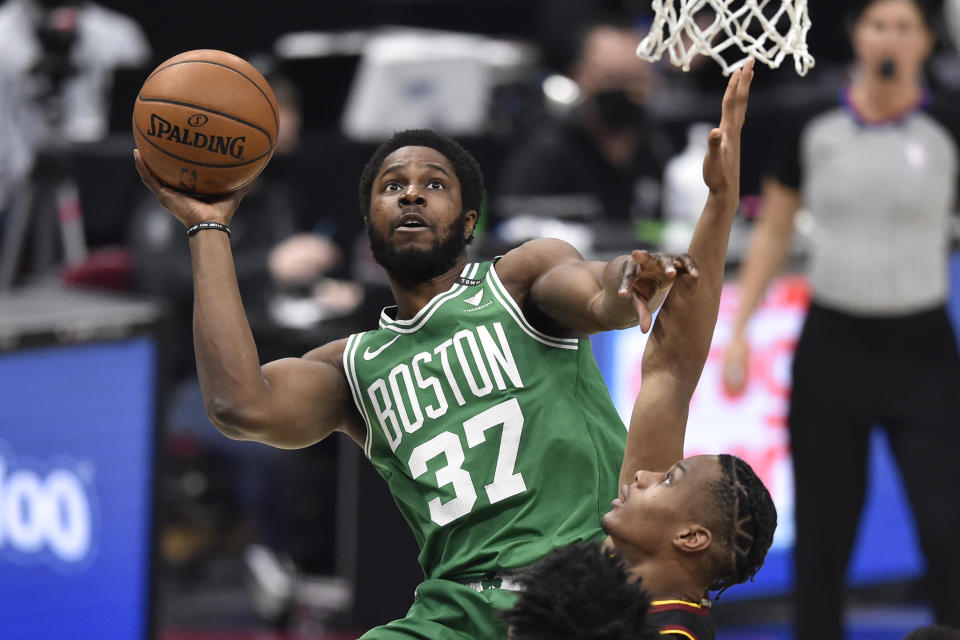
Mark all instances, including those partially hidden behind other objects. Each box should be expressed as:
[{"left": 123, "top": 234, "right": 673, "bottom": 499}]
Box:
[
  {"left": 368, "top": 146, "right": 474, "bottom": 252},
  {"left": 602, "top": 455, "right": 723, "bottom": 555},
  {"left": 853, "top": 0, "right": 933, "bottom": 81}
]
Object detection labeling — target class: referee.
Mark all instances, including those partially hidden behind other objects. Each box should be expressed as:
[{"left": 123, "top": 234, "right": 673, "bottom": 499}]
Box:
[{"left": 722, "top": 0, "right": 960, "bottom": 638}]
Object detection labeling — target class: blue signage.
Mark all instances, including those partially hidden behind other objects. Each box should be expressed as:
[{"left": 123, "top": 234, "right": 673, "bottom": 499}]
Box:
[{"left": 0, "top": 337, "right": 156, "bottom": 639}]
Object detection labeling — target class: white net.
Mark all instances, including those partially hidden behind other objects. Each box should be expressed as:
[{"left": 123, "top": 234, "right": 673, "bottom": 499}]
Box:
[{"left": 637, "top": 0, "right": 815, "bottom": 76}]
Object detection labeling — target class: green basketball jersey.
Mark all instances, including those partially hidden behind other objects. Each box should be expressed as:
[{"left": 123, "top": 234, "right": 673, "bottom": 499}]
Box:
[{"left": 343, "top": 260, "right": 626, "bottom": 580}]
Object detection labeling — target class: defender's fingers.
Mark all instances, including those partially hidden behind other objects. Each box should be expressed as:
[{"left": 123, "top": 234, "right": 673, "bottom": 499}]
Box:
[
  {"left": 708, "top": 127, "right": 723, "bottom": 147},
  {"left": 631, "top": 249, "right": 653, "bottom": 268},
  {"left": 655, "top": 253, "right": 677, "bottom": 277},
  {"left": 723, "top": 67, "right": 741, "bottom": 102},
  {"left": 721, "top": 59, "right": 754, "bottom": 121},
  {"left": 619, "top": 259, "right": 638, "bottom": 295},
  {"left": 674, "top": 254, "right": 699, "bottom": 277},
  {"left": 738, "top": 58, "right": 755, "bottom": 98},
  {"left": 637, "top": 299, "right": 653, "bottom": 333}
]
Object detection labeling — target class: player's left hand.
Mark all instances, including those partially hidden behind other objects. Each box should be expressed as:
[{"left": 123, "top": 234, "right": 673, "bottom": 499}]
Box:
[
  {"left": 702, "top": 58, "right": 754, "bottom": 197},
  {"left": 619, "top": 250, "right": 699, "bottom": 332}
]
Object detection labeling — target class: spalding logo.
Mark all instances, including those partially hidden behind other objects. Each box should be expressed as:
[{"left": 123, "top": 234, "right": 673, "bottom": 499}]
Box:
[
  {"left": 187, "top": 113, "right": 208, "bottom": 127},
  {"left": 146, "top": 113, "right": 246, "bottom": 160},
  {"left": 0, "top": 447, "right": 97, "bottom": 568}
]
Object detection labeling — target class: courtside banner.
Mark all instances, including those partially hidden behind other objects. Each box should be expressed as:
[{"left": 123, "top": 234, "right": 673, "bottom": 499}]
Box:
[
  {"left": 0, "top": 338, "right": 156, "bottom": 639},
  {"left": 592, "top": 274, "right": 927, "bottom": 600}
]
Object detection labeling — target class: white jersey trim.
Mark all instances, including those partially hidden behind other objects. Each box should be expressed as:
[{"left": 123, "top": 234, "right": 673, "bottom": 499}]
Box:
[
  {"left": 343, "top": 332, "right": 375, "bottom": 457},
  {"left": 378, "top": 263, "right": 480, "bottom": 334},
  {"left": 487, "top": 262, "right": 579, "bottom": 350}
]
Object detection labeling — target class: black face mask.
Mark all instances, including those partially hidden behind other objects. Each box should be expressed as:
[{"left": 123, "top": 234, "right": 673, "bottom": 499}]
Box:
[
  {"left": 592, "top": 89, "right": 649, "bottom": 132},
  {"left": 878, "top": 58, "right": 897, "bottom": 79}
]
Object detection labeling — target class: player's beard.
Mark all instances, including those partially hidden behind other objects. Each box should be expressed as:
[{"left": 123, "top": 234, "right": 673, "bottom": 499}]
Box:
[{"left": 367, "top": 214, "right": 468, "bottom": 285}]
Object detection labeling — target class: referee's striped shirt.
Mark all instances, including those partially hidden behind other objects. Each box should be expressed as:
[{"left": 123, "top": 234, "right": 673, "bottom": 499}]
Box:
[{"left": 768, "top": 88, "right": 960, "bottom": 316}]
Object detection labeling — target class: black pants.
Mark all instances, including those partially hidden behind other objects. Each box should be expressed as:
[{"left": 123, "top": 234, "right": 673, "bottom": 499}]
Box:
[{"left": 790, "top": 303, "right": 960, "bottom": 640}]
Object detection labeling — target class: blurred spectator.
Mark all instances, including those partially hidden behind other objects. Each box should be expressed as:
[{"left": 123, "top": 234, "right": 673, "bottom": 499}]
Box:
[
  {"left": 493, "top": 22, "right": 674, "bottom": 250},
  {"left": 534, "top": 0, "right": 648, "bottom": 75},
  {"left": 0, "top": 0, "right": 149, "bottom": 201},
  {"left": 0, "top": 0, "right": 150, "bottom": 284},
  {"left": 722, "top": 1, "right": 960, "bottom": 637}
]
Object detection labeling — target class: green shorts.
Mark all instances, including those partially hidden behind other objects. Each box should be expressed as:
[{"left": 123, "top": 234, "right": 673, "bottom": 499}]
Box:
[{"left": 358, "top": 577, "right": 520, "bottom": 640}]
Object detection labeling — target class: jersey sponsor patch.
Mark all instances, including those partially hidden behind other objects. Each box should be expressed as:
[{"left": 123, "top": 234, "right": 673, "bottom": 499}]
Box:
[{"left": 464, "top": 290, "right": 483, "bottom": 306}]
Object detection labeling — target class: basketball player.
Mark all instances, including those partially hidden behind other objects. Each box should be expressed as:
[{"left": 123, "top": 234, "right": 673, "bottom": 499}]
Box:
[
  {"left": 133, "top": 60, "right": 754, "bottom": 639},
  {"left": 602, "top": 63, "right": 774, "bottom": 638},
  {"left": 502, "top": 541, "right": 658, "bottom": 640},
  {"left": 503, "top": 58, "right": 773, "bottom": 639}
]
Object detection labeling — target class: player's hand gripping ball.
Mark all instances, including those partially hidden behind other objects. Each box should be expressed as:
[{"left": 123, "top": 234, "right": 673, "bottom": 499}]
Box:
[{"left": 132, "top": 49, "right": 279, "bottom": 196}]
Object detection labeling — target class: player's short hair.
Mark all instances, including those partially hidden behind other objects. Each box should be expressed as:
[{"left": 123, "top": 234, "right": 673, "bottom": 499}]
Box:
[
  {"left": 904, "top": 625, "right": 960, "bottom": 640},
  {"left": 501, "top": 541, "right": 657, "bottom": 640},
  {"left": 704, "top": 454, "right": 778, "bottom": 594},
  {"left": 357, "top": 129, "right": 485, "bottom": 237}
]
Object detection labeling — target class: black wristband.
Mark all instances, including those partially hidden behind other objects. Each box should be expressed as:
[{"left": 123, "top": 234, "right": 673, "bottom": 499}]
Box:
[{"left": 187, "top": 221, "right": 231, "bottom": 238}]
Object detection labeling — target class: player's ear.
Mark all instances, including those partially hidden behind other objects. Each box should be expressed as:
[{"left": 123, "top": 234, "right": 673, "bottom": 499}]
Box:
[
  {"left": 463, "top": 209, "right": 478, "bottom": 240},
  {"left": 673, "top": 523, "right": 712, "bottom": 554}
]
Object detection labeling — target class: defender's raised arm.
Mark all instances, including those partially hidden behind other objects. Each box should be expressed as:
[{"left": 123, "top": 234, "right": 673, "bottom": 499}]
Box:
[{"left": 620, "top": 59, "right": 755, "bottom": 485}]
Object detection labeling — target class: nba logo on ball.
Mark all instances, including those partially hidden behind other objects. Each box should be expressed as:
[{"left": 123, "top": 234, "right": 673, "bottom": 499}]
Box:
[{"left": 133, "top": 49, "right": 279, "bottom": 196}]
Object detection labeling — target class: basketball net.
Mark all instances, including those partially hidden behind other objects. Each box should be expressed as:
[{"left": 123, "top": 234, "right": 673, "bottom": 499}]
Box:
[{"left": 637, "top": 0, "right": 815, "bottom": 76}]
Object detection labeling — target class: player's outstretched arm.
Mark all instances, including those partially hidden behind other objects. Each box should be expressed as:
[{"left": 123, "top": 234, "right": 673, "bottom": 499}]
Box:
[
  {"left": 134, "top": 151, "right": 361, "bottom": 449},
  {"left": 619, "top": 59, "right": 755, "bottom": 484},
  {"left": 496, "top": 238, "right": 689, "bottom": 336}
]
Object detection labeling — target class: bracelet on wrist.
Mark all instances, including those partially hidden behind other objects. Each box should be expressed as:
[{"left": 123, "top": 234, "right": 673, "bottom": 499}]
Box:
[{"left": 187, "top": 221, "right": 231, "bottom": 238}]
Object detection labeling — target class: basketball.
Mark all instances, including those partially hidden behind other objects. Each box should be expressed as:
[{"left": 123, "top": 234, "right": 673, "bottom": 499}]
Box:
[{"left": 132, "top": 49, "right": 279, "bottom": 196}]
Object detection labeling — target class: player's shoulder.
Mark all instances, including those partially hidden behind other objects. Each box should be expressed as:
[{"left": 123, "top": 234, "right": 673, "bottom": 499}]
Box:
[
  {"left": 302, "top": 337, "right": 350, "bottom": 371},
  {"left": 494, "top": 238, "right": 584, "bottom": 292},
  {"left": 485, "top": 239, "right": 582, "bottom": 315},
  {"left": 497, "top": 238, "right": 584, "bottom": 271}
]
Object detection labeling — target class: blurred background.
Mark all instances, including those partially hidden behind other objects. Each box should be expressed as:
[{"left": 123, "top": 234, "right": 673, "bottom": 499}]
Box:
[{"left": 1, "top": 0, "right": 959, "bottom": 638}]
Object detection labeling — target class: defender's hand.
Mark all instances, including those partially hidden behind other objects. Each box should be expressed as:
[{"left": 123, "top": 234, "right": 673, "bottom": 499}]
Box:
[
  {"left": 619, "top": 250, "right": 699, "bottom": 332},
  {"left": 703, "top": 58, "right": 754, "bottom": 197},
  {"left": 134, "top": 149, "right": 249, "bottom": 228}
]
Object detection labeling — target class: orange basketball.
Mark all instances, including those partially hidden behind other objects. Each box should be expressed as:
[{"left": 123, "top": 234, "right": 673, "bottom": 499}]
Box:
[{"left": 132, "top": 49, "right": 279, "bottom": 196}]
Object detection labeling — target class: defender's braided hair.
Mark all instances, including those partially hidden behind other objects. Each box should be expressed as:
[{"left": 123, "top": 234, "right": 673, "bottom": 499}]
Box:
[
  {"left": 706, "top": 454, "right": 777, "bottom": 594},
  {"left": 501, "top": 541, "right": 657, "bottom": 640}
]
